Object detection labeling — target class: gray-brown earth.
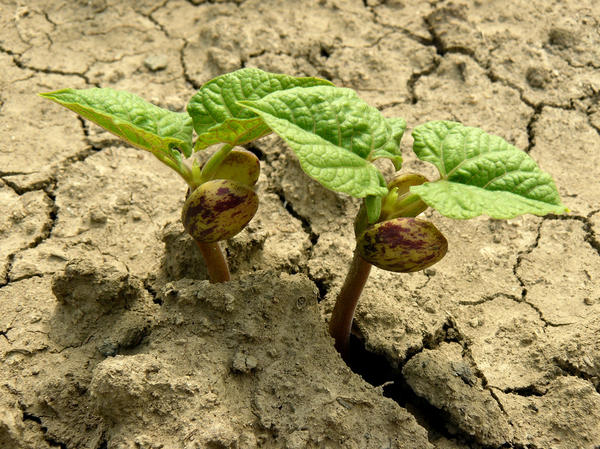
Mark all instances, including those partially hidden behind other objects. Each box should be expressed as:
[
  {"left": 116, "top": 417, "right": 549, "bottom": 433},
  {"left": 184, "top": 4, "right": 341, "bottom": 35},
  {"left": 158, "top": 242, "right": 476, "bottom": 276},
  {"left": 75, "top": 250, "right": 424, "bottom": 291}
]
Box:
[{"left": 1, "top": 0, "right": 599, "bottom": 448}]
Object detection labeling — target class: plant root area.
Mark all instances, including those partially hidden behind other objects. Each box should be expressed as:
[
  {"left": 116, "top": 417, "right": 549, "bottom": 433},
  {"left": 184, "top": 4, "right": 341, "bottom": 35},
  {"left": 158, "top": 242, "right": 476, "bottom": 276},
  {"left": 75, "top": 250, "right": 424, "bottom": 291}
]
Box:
[{"left": 1, "top": 0, "right": 600, "bottom": 448}]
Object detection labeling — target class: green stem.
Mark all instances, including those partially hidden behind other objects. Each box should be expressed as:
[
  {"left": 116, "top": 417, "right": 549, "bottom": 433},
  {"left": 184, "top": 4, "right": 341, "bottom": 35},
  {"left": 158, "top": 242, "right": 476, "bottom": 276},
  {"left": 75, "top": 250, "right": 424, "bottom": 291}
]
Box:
[
  {"left": 200, "top": 143, "right": 234, "bottom": 184},
  {"left": 383, "top": 192, "right": 428, "bottom": 220},
  {"left": 152, "top": 151, "right": 197, "bottom": 189},
  {"left": 328, "top": 248, "right": 372, "bottom": 359},
  {"left": 195, "top": 241, "right": 231, "bottom": 283},
  {"left": 331, "top": 193, "right": 429, "bottom": 359}
]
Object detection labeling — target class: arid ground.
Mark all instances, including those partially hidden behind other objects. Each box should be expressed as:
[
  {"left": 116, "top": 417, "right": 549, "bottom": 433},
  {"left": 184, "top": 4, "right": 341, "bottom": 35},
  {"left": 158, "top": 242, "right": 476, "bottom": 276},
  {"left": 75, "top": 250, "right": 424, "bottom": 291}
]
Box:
[{"left": 1, "top": 0, "right": 599, "bottom": 448}]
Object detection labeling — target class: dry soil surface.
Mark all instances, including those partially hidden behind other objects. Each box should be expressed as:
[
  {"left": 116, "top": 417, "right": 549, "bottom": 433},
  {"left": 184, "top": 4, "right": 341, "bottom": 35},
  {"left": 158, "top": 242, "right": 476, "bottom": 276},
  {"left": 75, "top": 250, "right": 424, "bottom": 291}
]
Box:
[{"left": 1, "top": 0, "right": 600, "bottom": 448}]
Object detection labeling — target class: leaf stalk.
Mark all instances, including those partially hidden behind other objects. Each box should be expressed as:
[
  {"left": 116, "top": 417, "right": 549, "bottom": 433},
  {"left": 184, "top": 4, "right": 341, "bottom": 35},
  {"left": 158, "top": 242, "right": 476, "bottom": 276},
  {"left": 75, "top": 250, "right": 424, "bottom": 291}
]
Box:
[{"left": 200, "top": 143, "right": 235, "bottom": 184}]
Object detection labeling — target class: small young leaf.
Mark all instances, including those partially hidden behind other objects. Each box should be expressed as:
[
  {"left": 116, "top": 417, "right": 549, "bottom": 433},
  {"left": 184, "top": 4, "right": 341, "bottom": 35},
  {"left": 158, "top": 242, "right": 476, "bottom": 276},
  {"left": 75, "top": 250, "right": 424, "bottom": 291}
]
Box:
[
  {"left": 240, "top": 86, "right": 397, "bottom": 198},
  {"left": 388, "top": 117, "right": 407, "bottom": 147},
  {"left": 365, "top": 195, "right": 382, "bottom": 223},
  {"left": 411, "top": 121, "right": 567, "bottom": 219},
  {"left": 187, "top": 68, "right": 333, "bottom": 150},
  {"left": 193, "top": 117, "right": 268, "bottom": 151},
  {"left": 39, "top": 88, "right": 193, "bottom": 158},
  {"left": 369, "top": 117, "right": 405, "bottom": 170}
]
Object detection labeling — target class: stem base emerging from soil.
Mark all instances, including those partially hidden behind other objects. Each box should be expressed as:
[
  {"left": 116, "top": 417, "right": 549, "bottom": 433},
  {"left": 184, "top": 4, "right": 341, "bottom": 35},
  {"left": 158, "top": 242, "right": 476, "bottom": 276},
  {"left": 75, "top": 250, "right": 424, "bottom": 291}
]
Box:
[
  {"left": 328, "top": 250, "right": 372, "bottom": 359},
  {"left": 196, "top": 241, "right": 231, "bottom": 283}
]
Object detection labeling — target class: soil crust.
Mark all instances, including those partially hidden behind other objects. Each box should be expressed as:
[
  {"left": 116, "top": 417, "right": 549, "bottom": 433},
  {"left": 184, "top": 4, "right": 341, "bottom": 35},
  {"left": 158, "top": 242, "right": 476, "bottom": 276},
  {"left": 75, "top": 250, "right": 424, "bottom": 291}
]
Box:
[{"left": 1, "top": 0, "right": 599, "bottom": 448}]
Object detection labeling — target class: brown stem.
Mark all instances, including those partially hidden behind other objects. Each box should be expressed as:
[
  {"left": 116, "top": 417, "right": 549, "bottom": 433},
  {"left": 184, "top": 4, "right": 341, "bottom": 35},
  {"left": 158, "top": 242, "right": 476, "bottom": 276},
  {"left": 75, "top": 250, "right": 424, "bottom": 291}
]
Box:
[
  {"left": 195, "top": 241, "right": 231, "bottom": 283},
  {"left": 328, "top": 248, "right": 372, "bottom": 359}
]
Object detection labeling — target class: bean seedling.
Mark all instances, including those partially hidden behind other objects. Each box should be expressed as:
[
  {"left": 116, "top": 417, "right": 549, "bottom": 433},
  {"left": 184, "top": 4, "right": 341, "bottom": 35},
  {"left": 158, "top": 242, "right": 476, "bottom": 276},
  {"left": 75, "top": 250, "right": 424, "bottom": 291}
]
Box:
[
  {"left": 41, "top": 69, "right": 567, "bottom": 358},
  {"left": 39, "top": 69, "right": 332, "bottom": 282}
]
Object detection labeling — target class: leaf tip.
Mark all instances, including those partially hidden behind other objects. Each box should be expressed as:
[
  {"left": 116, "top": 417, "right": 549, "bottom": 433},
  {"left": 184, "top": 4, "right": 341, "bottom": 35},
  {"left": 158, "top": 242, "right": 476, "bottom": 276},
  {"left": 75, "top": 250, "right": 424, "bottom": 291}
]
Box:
[
  {"left": 38, "top": 89, "right": 74, "bottom": 103},
  {"left": 38, "top": 91, "right": 56, "bottom": 100}
]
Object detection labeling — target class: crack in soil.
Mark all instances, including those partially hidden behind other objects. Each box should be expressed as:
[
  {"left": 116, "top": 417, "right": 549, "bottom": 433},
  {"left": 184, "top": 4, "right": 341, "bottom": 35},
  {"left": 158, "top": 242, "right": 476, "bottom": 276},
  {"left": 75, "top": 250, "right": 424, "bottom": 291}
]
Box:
[
  {"left": 406, "top": 57, "right": 441, "bottom": 105},
  {"left": 0, "top": 326, "right": 13, "bottom": 343},
  {"left": 273, "top": 188, "right": 329, "bottom": 300},
  {"left": 243, "top": 47, "right": 329, "bottom": 83},
  {"left": 4, "top": 346, "right": 49, "bottom": 358},
  {"left": 0, "top": 42, "right": 91, "bottom": 85},
  {"left": 584, "top": 93, "right": 600, "bottom": 136},
  {"left": 453, "top": 323, "right": 519, "bottom": 427},
  {"left": 184, "top": 0, "right": 247, "bottom": 5},
  {"left": 0, "top": 186, "right": 56, "bottom": 288},
  {"left": 511, "top": 218, "right": 562, "bottom": 328},
  {"left": 0, "top": 255, "right": 15, "bottom": 289},
  {"left": 6, "top": 272, "right": 44, "bottom": 284},
  {"left": 510, "top": 213, "right": 600, "bottom": 330},
  {"left": 347, "top": 317, "right": 522, "bottom": 447},
  {"left": 546, "top": 213, "right": 600, "bottom": 257},
  {"left": 22, "top": 411, "right": 69, "bottom": 449},
  {"left": 525, "top": 104, "right": 544, "bottom": 153},
  {"left": 1, "top": 174, "right": 49, "bottom": 195},
  {"left": 500, "top": 384, "right": 547, "bottom": 397},
  {"left": 143, "top": 278, "right": 163, "bottom": 305},
  {"left": 458, "top": 291, "right": 521, "bottom": 306},
  {"left": 554, "top": 357, "right": 600, "bottom": 394},
  {"left": 180, "top": 40, "right": 201, "bottom": 90},
  {"left": 273, "top": 190, "right": 318, "bottom": 247}
]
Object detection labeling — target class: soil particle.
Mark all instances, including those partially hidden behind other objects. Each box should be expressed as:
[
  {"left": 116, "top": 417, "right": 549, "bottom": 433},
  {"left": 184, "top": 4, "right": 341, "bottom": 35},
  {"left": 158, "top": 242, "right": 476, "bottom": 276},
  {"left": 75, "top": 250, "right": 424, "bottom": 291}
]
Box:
[
  {"left": 143, "top": 54, "right": 168, "bottom": 72},
  {"left": 526, "top": 66, "right": 551, "bottom": 88},
  {"left": 231, "top": 351, "right": 258, "bottom": 373}
]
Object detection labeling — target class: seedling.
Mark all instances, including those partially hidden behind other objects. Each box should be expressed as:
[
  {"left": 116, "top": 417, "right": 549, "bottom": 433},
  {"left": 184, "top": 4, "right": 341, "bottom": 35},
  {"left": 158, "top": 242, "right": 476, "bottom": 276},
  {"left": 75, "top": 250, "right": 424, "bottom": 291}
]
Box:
[
  {"left": 39, "top": 69, "right": 332, "bottom": 282},
  {"left": 40, "top": 69, "right": 567, "bottom": 359},
  {"left": 234, "top": 83, "right": 567, "bottom": 358}
]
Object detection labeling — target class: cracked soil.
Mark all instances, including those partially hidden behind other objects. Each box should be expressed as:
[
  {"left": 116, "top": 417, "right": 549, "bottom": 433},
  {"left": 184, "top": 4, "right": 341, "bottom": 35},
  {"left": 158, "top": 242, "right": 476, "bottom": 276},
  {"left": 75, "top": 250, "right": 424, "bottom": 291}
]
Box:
[{"left": 1, "top": 0, "right": 600, "bottom": 448}]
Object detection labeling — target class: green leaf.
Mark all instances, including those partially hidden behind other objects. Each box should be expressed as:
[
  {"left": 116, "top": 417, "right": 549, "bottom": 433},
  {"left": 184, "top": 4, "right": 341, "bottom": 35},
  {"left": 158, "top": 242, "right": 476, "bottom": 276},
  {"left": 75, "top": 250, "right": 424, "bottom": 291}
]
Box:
[
  {"left": 371, "top": 117, "right": 405, "bottom": 170},
  {"left": 365, "top": 195, "right": 382, "bottom": 223},
  {"left": 240, "top": 85, "right": 395, "bottom": 198},
  {"left": 187, "top": 68, "right": 333, "bottom": 150},
  {"left": 39, "top": 88, "right": 193, "bottom": 158},
  {"left": 193, "top": 117, "right": 270, "bottom": 150},
  {"left": 411, "top": 121, "right": 567, "bottom": 219}
]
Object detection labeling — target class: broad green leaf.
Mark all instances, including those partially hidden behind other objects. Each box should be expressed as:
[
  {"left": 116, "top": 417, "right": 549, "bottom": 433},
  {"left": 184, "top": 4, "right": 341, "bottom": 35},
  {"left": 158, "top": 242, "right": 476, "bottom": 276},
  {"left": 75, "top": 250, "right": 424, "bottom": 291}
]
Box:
[
  {"left": 240, "top": 86, "right": 397, "bottom": 198},
  {"left": 187, "top": 68, "right": 333, "bottom": 150},
  {"left": 388, "top": 117, "right": 407, "bottom": 148},
  {"left": 39, "top": 88, "right": 193, "bottom": 158},
  {"left": 193, "top": 117, "right": 270, "bottom": 150},
  {"left": 370, "top": 117, "right": 406, "bottom": 170},
  {"left": 411, "top": 121, "right": 567, "bottom": 219}
]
